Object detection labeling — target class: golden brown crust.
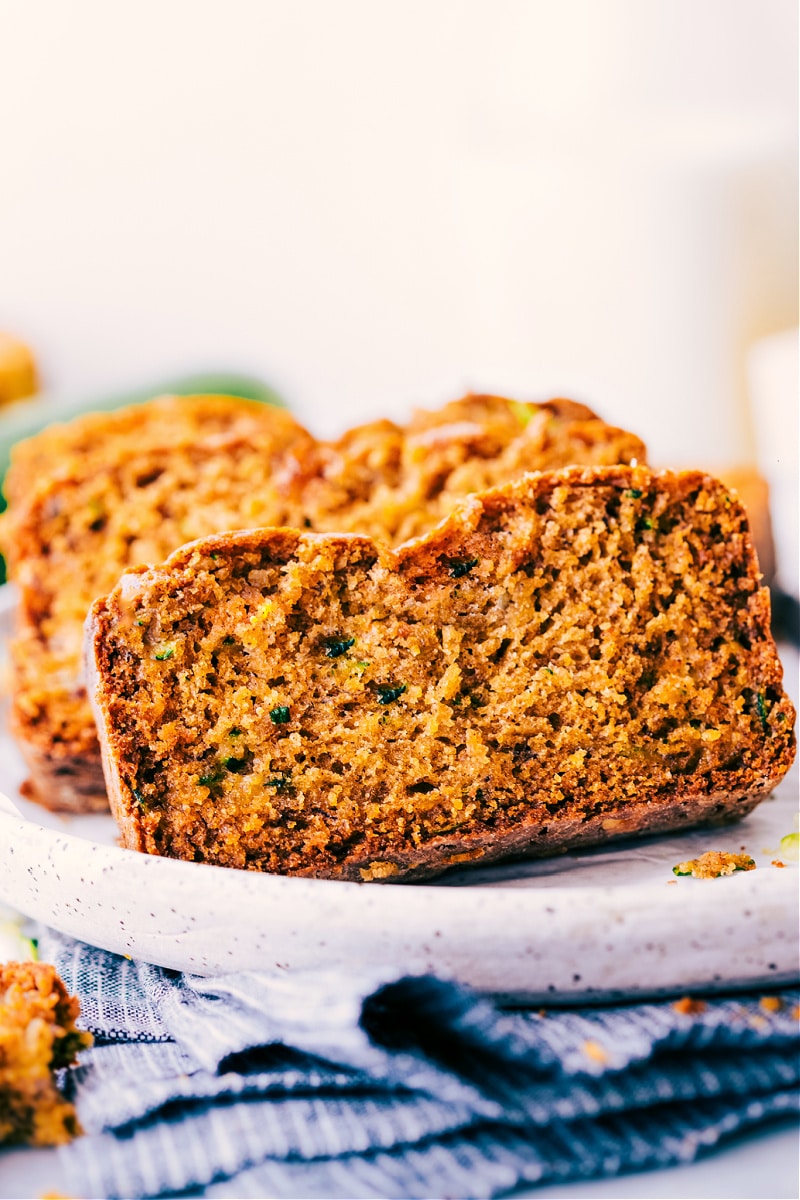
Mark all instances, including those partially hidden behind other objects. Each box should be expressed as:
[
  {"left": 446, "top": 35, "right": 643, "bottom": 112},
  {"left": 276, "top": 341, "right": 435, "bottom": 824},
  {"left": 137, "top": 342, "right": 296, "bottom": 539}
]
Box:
[
  {"left": 5, "top": 393, "right": 646, "bottom": 813},
  {"left": 2, "top": 391, "right": 308, "bottom": 517},
  {"left": 0, "top": 960, "right": 91, "bottom": 1146},
  {"left": 86, "top": 466, "right": 795, "bottom": 882}
]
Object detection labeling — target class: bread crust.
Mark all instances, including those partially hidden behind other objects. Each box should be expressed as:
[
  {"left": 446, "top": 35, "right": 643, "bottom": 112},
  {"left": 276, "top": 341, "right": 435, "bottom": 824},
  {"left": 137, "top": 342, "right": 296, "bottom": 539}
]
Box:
[{"left": 86, "top": 466, "right": 795, "bottom": 882}]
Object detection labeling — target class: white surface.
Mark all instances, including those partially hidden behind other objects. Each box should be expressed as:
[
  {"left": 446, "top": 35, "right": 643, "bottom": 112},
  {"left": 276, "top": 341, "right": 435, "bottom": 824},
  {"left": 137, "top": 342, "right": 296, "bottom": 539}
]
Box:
[
  {"left": 0, "top": 586, "right": 797, "bottom": 1000},
  {"left": 1, "top": 1123, "right": 797, "bottom": 1200}
]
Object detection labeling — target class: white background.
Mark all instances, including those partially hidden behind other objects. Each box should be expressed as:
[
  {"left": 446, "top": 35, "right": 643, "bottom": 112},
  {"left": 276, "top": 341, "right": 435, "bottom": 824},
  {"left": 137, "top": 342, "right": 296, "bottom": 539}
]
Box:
[{"left": 0, "top": 0, "right": 796, "bottom": 464}]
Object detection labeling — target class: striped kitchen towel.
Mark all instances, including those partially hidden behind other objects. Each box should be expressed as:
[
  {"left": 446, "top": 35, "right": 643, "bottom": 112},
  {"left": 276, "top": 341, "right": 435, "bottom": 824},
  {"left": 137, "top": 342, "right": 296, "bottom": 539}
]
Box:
[{"left": 41, "top": 927, "right": 799, "bottom": 1199}]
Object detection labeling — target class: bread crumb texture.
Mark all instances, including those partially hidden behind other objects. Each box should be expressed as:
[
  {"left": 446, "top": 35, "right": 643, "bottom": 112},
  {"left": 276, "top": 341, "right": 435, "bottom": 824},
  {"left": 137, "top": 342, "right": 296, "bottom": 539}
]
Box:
[
  {"left": 87, "top": 466, "right": 795, "bottom": 881},
  {"left": 0, "top": 960, "right": 91, "bottom": 1146},
  {"left": 672, "top": 850, "right": 757, "bottom": 878},
  {"left": 2, "top": 392, "right": 645, "bottom": 812}
]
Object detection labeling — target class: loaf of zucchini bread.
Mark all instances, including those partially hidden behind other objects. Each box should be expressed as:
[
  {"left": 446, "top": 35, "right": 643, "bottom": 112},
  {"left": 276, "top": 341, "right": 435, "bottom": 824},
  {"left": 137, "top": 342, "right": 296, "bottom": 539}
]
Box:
[
  {"left": 3, "top": 392, "right": 645, "bottom": 813},
  {"left": 85, "top": 466, "right": 795, "bottom": 881}
]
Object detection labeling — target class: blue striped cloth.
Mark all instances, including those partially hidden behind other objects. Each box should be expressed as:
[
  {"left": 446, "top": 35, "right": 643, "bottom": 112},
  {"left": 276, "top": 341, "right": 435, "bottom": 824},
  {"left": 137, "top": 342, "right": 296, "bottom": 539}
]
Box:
[{"left": 41, "top": 927, "right": 799, "bottom": 1199}]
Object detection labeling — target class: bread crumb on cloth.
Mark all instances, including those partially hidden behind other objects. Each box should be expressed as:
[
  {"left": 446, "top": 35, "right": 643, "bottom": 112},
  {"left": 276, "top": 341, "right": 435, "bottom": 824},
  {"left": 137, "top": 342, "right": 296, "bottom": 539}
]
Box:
[{"left": 0, "top": 960, "right": 92, "bottom": 1147}]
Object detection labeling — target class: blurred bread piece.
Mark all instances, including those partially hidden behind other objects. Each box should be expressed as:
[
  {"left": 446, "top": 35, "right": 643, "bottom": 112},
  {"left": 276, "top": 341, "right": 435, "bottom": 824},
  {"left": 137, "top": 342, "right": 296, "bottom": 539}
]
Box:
[
  {"left": 0, "top": 332, "right": 38, "bottom": 407},
  {"left": 305, "top": 395, "right": 647, "bottom": 545},
  {"left": 747, "top": 329, "right": 799, "bottom": 599},
  {"left": 0, "top": 960, "right": 91, "bottom": 1146},
  {"left": 715, "top": 467, "right": 776, "bottom": 585},
  {"left": 3, "top": 393, "right": 317, "bottom": 813}
]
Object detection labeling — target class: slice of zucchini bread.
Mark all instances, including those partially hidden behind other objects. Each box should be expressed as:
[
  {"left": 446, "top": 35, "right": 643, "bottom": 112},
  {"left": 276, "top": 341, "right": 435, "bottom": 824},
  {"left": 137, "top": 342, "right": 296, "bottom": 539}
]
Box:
[
  {"left": 2, "top": 392, "right": 645, "bottom": 813},
  {"left": 85, "top": 466, "right": 795, "bottom": 881}
]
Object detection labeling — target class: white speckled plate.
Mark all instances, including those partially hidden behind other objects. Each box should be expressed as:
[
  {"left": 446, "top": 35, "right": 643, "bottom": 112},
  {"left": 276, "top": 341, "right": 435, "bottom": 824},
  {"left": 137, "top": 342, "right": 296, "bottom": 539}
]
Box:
[{"left": 0, "top": 585, "right": 797, "bottom": 1000}]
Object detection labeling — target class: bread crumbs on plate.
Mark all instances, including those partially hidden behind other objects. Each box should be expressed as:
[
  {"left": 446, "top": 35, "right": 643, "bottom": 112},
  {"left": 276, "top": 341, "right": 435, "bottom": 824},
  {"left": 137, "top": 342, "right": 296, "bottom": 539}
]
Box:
[{"left": 672, "top": 850, "right": 756, "bottom": 878}]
